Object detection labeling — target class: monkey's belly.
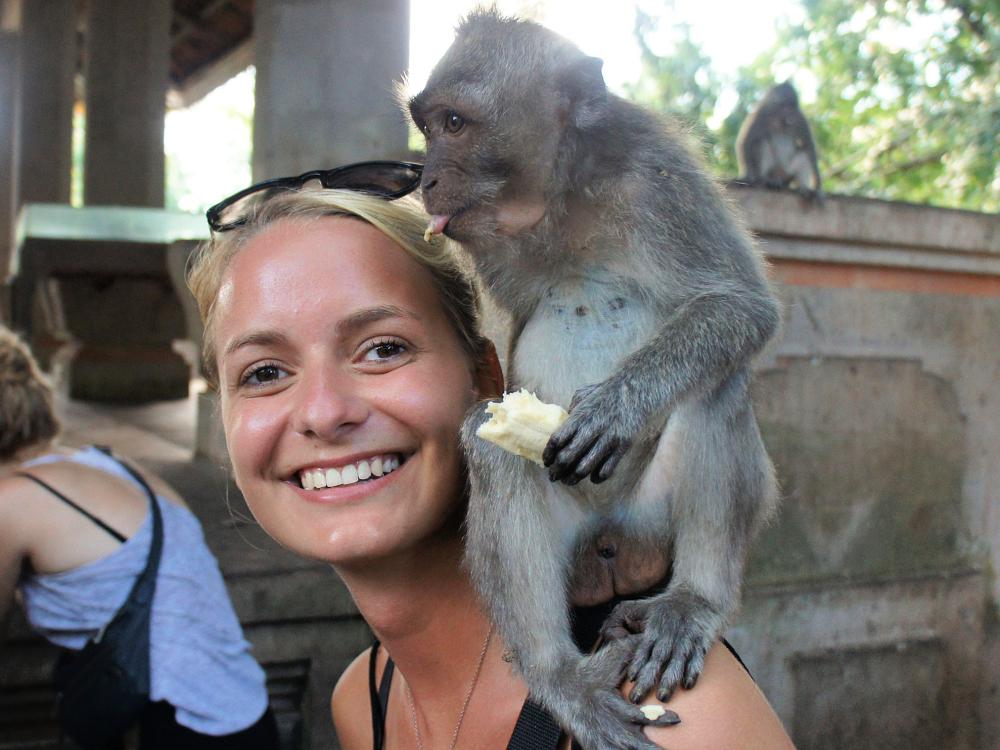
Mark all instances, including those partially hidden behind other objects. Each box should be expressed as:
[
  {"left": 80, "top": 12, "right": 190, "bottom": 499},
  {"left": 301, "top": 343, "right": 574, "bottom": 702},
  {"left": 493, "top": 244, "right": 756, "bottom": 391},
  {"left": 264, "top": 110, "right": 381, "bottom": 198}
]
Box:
[{"left": 512, "top": 277, "right": 656, "bottom": 407}]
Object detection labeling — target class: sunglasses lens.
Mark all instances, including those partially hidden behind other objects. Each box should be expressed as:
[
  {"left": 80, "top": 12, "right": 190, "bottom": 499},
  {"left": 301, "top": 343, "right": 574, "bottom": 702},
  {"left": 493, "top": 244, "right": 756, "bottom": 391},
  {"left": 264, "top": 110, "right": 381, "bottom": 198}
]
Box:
[
  {"left": 324, "top": 163, "right": 422, "bottom": 196},
  {"left": 208, "top": 162, "right": 422, "bottom": 231}
]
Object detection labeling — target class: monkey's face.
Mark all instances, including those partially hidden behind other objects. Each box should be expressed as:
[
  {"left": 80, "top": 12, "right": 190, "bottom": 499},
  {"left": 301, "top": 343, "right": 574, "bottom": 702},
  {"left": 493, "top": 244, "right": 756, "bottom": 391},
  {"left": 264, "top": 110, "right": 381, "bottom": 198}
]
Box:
[
  {"left": 408, "top": 19, "right": 601, "bottom": 243},
  {"left": 409, "top": 78, "right": 560, "bottom": 243}
]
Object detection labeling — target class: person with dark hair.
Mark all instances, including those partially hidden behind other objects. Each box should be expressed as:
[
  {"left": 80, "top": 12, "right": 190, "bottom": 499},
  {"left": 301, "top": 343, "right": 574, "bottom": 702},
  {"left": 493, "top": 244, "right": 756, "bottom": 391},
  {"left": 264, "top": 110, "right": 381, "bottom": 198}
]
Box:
[{"left": 0, "top": 326, "right": 280, "bottom": 749}]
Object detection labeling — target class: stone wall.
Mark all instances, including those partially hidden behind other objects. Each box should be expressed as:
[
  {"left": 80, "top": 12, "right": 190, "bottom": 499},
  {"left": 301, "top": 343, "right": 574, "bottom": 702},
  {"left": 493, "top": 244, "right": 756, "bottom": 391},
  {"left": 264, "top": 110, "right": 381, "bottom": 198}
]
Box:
[{"left": 726, "top": 186, "right": 999, "bottom": 749}]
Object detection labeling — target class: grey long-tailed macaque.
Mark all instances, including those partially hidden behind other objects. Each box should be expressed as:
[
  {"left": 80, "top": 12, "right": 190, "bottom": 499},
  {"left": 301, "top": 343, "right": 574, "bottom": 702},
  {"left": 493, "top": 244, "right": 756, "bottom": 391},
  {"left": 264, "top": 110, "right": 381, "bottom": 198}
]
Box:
[
  {"left": 409, "top": 10, "right": 779, "bottom": 750},
  {"left": 737, "top": 81, "right": 823, "bottom": 199}
]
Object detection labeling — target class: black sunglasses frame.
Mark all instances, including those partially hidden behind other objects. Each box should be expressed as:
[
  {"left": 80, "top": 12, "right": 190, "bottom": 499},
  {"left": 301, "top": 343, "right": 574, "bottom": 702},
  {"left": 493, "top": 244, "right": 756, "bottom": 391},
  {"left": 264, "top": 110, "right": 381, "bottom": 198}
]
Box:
[{"left": 205, "top": 160, "right": 424, "bottom": 232}]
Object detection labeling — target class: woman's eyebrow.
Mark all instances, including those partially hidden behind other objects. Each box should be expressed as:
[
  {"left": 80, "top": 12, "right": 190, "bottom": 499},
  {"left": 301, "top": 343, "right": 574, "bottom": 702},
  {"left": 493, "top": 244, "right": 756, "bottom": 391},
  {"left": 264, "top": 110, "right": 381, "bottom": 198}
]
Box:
[
  {"left": 223, "top": 306, "right": 420, "bottom": 358},
  {"left": 335, "top": 305, "right": 421, "bottom": 336},
  {"left": 223, "top": 330, "right": 289, "bottom": 357}
]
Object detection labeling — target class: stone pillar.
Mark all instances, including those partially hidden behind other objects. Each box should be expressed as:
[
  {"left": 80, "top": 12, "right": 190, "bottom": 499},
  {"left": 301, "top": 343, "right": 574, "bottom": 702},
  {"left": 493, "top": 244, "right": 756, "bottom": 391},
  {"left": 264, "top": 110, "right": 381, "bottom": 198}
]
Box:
[
  {"left": 253, "top": 0, "right": 410, "bottom": 180},
  {"left": 0, "top": 31, "right": 19, "bottom": 294},
  {"left": 10, "top": 1, "right": 76, "bottom": 357},
  {"left": 46, "top": 0, "right": 188, "bottom": 401},
  {"left": 16, "top": 0, "right": 75, "bottom": 205},
  {"left": 83, "top": 0, "right": 170, "bottom": 207}
]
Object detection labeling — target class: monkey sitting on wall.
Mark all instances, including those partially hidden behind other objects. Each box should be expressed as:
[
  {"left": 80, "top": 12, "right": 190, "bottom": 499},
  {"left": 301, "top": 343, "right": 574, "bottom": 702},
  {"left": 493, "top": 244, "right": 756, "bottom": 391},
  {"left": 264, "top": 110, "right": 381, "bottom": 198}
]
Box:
[
  {"left": 737, "top": 81, "right": 823, "bottom": 199},
  {"left": 410, "top": 10, "right": 780, "bottom": 750}
]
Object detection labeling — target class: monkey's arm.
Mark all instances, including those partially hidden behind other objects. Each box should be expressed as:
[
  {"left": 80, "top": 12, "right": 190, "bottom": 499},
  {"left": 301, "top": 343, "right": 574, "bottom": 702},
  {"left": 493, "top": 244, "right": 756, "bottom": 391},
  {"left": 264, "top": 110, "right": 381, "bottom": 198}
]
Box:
[{"left": 545, "top": 286, "right": 779, "bottom": 484}]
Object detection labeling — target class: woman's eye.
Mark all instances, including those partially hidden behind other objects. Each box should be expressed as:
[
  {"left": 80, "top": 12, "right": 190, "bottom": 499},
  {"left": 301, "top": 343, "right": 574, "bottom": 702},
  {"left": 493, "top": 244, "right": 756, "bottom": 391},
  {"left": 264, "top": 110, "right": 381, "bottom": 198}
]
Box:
[
  {"left": 241, "top": 363, "right": 287, "bottom": 387},
  {"left": 444, "top": 112, "right": 465, "bottom": 133},
  {"left": 362, "top": 339, "right": 406, "bottom": 363}
]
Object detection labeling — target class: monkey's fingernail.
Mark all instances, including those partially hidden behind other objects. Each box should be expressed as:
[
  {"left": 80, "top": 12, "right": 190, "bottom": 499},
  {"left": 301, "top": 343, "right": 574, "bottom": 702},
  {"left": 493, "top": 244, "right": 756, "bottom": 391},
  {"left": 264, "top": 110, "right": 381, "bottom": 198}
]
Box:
[{"left": 655, "top": 710, "right": 680, "bottom": 726}]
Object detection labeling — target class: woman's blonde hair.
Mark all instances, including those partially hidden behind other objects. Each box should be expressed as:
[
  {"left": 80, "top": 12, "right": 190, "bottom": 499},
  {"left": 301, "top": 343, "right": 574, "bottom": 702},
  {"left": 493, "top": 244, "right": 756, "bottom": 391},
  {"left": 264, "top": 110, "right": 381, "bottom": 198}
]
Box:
[
  {"left": 187, "top": 189, "right": 489, "bottom": 387},
  {"left": 0, "top": 326, "right": 60, "bottom": 460}
]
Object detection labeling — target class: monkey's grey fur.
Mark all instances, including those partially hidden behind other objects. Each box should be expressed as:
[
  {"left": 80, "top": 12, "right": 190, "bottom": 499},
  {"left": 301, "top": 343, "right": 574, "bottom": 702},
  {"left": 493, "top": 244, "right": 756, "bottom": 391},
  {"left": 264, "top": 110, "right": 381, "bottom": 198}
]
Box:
[
  {"left": 409, "top": 10, "right": 780, "bottom": 750},
  {"left": 737, "top": 81, "right": 823, "bottom": 199}
]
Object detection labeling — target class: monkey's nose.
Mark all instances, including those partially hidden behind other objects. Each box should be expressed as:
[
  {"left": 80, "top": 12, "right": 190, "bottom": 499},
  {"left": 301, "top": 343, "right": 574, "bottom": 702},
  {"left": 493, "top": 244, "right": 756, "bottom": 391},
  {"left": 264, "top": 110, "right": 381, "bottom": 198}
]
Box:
[{"left": 422, "top": 177, "right": 438, "bottom": 192}]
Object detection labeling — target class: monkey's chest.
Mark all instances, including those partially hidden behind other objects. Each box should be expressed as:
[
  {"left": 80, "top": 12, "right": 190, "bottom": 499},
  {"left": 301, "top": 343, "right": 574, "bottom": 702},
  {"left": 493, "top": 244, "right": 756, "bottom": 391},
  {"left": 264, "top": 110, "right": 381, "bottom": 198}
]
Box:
[{"left": 512, "top": 275, "right": 656, "bottom": 407}]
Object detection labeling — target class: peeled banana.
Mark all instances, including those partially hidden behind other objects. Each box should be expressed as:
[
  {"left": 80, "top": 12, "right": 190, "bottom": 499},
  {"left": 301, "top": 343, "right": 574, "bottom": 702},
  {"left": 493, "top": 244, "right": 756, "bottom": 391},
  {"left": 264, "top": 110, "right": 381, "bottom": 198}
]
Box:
[{"left": 476, "top": 389, "right": 569, "bottom": 466}]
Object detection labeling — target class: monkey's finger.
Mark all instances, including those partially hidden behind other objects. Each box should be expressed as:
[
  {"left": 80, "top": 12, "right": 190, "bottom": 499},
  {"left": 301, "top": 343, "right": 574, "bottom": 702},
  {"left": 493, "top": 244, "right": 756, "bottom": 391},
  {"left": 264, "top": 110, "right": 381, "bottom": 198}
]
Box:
[
  {"left": 656, "top": 636, "right": 695, "bottom": 702},
  {"left": 623, "top": 704, "right": 681, "bottom": 728},
  {"left": 542, "top": 424, "right": 576, "bottom": 466},
  {"left": 568, "top": 382, "right": 600, "bottom": 411},
  {"left": 634, "top": 636, "right": 676, "bottom": 703},
  {"left": 681, "top": 643, "right": 708, "bottom": 690},
  {"left": 548, "top": 431, "right": 599, "bottom": 482},
  {"left": 626, "top": 638, "right": 656, "bottom": 686},
  {"left": 572, "top": 436, "right": 617, "bottom": 481},
  {"left": 591, "top": 443, "right": 629, "bottom": 483}
]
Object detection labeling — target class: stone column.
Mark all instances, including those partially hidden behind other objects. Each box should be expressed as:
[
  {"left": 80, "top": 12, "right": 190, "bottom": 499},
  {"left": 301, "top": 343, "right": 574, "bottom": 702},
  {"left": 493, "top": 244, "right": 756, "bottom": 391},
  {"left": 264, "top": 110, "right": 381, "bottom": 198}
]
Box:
[
  {"left": 10, "top": 1, "right": 76, "bottom": 357},
  {"left": 83, "top": 0, "right": 170, "bottom": 207},
  {"left": 51, "top": 0, "right": 188, "bottom": 401},
  {"left": 253, "top": 0, "right": 410, "bottom": 180},
  {"left": 0, "top": 31, "right": 18, "bottom": 294},
  {"left": 16, "top": 0, "right": 75, "bottom": 205}
]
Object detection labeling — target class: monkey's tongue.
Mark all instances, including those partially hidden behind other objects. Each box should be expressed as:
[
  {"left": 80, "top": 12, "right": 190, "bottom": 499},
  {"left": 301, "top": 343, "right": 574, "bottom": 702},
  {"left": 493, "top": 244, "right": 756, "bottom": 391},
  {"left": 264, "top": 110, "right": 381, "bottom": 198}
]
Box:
[{"left": 427, "top": 214, "right": 451, "bottom": 236}]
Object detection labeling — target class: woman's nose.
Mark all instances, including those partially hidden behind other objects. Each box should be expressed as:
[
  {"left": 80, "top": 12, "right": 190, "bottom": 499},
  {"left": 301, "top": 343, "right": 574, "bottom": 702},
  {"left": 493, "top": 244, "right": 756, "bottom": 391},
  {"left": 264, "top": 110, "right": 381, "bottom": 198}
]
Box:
[{"left": 291, "top": 364, "right": 368, "bottom": 440}]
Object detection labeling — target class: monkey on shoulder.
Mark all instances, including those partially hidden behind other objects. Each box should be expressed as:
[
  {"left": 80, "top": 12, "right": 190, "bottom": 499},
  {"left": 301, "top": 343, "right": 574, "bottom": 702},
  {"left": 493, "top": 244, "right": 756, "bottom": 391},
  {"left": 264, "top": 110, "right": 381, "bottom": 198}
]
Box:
[
  {"left": 737, "top": 81, "right": 823, "bottom": 199},
  {"left": 409, "top": 10, "right": 780, "bottom": 750}
]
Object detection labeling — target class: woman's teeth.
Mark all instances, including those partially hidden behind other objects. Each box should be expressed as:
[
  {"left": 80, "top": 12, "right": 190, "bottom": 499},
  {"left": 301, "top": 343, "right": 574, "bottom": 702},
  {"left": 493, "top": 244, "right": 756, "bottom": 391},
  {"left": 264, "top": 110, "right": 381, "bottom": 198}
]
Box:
[{"left": 299, "top": 455, "right": 402, "bottom": 490}]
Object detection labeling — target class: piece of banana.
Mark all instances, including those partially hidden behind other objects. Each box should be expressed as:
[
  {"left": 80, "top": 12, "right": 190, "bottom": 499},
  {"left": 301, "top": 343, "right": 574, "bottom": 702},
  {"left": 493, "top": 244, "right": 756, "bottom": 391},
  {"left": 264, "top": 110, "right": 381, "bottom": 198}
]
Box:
[
  {"left": 640, "top": 705, "right": 667, "bottom": 721},
  {"left": 476, "top": 389, "right": 569, "bottom": 466}
]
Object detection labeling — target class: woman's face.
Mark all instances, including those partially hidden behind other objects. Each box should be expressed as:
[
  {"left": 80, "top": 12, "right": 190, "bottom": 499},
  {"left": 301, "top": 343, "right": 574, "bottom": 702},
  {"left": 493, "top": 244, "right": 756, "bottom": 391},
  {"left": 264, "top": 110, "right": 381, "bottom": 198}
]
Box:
[{"left": 214, "top": 216, "right": 492, "bottom": 566}]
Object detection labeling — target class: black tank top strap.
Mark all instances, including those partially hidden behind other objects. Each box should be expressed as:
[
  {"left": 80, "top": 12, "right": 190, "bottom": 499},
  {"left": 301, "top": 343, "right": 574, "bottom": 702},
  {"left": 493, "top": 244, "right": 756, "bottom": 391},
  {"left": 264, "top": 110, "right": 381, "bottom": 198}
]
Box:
[
  {"left": 14, "top": 471, "right": 128, "bottom": 543},
  {"left": 369, "top": 640, "right": 393, "bottom": 750}
]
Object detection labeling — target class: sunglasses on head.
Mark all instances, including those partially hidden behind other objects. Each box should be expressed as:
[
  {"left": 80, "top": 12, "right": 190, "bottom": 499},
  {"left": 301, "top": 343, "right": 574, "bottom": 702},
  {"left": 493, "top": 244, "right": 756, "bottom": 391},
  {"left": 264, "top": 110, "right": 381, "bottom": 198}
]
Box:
[{"left": 205, "top": 160, "right": 424, "bottom": 232}]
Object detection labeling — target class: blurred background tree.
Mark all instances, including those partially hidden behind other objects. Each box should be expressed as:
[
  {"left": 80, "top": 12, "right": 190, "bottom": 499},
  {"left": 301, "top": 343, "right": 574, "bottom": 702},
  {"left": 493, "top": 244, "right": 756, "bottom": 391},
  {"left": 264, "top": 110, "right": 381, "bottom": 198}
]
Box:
[{"left": 630, "top": 0, "right": 999, "bottom": 211}]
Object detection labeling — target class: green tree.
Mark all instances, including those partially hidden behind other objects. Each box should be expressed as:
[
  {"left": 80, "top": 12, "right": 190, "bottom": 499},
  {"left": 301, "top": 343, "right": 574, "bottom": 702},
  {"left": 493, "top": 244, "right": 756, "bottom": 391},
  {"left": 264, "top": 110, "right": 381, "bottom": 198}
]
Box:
[{"left": 633, "top": 0, "right": 999, "bottom": 212}]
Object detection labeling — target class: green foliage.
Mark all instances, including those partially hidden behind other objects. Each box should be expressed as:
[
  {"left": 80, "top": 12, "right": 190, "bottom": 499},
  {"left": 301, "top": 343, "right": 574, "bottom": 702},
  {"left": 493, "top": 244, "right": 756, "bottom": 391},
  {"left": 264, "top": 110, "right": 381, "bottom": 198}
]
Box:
[{"left": 632, "top": 0, "right": 999, "bottom": 212}]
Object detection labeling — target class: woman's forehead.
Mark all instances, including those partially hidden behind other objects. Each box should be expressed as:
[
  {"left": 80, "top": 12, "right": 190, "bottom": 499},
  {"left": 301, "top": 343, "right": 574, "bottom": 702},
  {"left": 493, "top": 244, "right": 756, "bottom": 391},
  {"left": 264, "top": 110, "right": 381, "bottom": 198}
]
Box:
[{"left": 215, "top": 217, "right": 446, "bottom": 338}]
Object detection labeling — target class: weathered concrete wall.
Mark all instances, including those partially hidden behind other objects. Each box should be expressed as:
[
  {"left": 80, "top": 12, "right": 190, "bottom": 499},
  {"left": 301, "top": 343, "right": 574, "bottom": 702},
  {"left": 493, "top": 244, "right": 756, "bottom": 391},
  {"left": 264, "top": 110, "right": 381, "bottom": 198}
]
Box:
[{"left": 726, "top": 186, "right": 1000, "bottom": 750}]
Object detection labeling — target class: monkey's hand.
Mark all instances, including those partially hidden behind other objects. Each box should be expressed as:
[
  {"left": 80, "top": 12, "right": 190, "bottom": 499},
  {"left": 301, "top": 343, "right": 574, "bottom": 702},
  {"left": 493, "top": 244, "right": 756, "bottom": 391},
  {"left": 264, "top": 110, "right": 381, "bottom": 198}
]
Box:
[
  {"left": 539, "top": 638, "right": 680, "bottom": 750},
  {"left": 603, "top": 588, "right": 725, "bottom": 703},
  {"left": 543, "top": 382, "right": 638, "bottom": 485}
]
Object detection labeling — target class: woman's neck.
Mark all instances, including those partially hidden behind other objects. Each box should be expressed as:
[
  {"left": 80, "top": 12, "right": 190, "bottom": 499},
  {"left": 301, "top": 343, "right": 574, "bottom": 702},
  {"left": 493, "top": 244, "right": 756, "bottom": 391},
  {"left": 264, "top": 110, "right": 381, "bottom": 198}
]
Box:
[{"left": 335, "top": 532, "right": 497, "bottom": 696}]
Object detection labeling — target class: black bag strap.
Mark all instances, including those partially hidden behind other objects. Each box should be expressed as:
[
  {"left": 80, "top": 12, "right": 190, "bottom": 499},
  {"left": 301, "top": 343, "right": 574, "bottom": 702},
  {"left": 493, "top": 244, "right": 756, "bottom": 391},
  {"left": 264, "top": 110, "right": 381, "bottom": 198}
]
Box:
[
  {"left": 506, "top": 699, "right": 565, "bottom": 750},
  {"left": 20, "top": 447, "right": 164, "bottom": 610},
  {"left": 15, "top": 472, "right": 128, "bottom": 543},
  {"left": 92, "top": 447, "right": 163, "bottom": 610}
]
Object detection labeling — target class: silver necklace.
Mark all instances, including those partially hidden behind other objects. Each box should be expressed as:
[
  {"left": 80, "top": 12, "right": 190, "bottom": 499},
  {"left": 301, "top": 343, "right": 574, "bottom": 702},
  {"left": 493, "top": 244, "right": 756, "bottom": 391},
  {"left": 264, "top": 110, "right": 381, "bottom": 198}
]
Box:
[{"left": 403, "top": 623, "right": 495, "bottom": 750}]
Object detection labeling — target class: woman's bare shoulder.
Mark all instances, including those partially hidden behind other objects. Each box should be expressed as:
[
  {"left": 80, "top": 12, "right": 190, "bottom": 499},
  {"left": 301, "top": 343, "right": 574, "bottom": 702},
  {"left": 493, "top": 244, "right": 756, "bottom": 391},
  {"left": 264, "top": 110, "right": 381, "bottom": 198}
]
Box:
[
  {"left": 637, "top": 642, "right": 796, "bottom": 750},
  {"left": 331, "top": 645, "right": 379, "bottom": 750}
]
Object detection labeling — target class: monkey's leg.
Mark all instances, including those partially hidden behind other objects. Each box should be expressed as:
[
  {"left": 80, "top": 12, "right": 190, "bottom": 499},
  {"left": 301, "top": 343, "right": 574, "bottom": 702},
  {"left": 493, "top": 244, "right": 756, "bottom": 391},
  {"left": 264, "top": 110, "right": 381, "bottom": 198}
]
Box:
[
  {"left": 786, "top": 150, "right": 824, "bottom": 202},
  {"left": 461, "top": 404, "right": 678, "bottom": 750},
  {"left": 609, "top": 367, "right": 777, "bottom": 702}
]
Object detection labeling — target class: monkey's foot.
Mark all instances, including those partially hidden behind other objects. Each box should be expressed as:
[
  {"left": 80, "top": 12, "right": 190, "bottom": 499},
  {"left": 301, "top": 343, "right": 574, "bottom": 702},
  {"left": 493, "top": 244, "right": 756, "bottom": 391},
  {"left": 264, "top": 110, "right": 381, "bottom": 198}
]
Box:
[
  {"left": 539, "top": 646, "right": 680, "bottom": 750},
  {"left": 610, "top": 590, "right": 725, "bottom": 703}
]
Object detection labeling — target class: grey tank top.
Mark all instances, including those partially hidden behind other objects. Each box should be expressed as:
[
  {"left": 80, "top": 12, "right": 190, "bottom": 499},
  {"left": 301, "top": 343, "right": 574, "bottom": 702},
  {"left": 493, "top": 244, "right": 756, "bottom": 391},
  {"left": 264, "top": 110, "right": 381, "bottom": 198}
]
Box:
[{"left": 17, "top": 446, "right": 268, "bottom": 735}]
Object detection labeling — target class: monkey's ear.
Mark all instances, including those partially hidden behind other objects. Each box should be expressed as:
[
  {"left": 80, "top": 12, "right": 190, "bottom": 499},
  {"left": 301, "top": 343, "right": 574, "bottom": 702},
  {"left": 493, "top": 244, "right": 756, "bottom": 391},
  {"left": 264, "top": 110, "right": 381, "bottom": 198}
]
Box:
[{"left": 560, "top": 55, "right": 607, "bottom": 129}]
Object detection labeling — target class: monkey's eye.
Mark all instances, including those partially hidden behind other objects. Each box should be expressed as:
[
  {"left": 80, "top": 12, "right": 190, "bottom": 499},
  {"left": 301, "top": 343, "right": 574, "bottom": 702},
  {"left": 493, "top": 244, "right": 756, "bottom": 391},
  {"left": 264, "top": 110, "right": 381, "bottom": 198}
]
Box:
[{"left": 444, "top": 112, "right": 465, "bottom": 134}]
